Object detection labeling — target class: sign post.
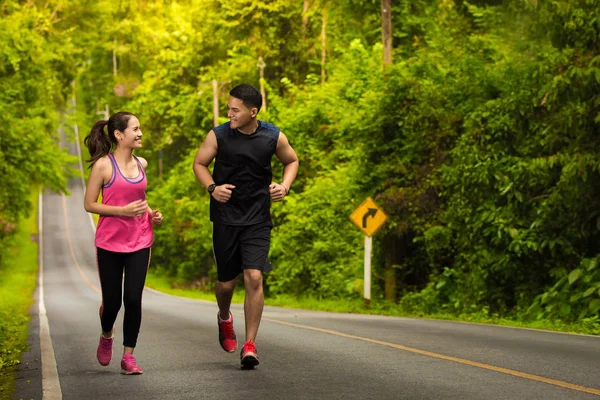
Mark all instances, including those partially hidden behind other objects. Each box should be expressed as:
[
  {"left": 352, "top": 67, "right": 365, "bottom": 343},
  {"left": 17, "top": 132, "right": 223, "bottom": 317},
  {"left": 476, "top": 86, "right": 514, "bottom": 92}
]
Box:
[
  {"left": 364, "top": 235, "right": 372, "bottom": 301},
  {"left": 350, "top": 197, "right": 388, "bottom": 306}
]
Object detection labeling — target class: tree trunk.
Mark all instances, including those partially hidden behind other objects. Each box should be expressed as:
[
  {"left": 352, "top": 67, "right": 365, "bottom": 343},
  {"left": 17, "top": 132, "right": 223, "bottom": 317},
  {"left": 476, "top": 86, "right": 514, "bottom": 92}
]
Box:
[
  {"left": 321, "top": 6, "right": 327, "bottom": 84},
  {"left": 383, "top": 234, "right": 398, "bottom": 302},
  {"left": 381, "top": 0, "right": 392, "bottom": 66},
  {"left": 384, "top": 267, "right": 396, "bottom": 301},
  {"left": 158, "top": 149, "right": 163, "bottom": 179},
  {"left": 302, "top": 0, "right": 310, "bottom": 39}
]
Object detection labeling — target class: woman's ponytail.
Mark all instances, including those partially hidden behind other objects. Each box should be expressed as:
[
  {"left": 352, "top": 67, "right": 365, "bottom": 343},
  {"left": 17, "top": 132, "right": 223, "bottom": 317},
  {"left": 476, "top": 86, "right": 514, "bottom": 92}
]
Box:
[
  {"left": 84, "top": 120, "right": 112, "bottom": 165},
  {"left": 84, "top": 112, "right": 134, "bottom": 165}
]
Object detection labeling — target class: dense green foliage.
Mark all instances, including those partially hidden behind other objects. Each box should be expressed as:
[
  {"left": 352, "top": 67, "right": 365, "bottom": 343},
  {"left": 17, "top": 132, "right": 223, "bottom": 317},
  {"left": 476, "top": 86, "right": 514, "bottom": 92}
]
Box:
[
  {"left": 0, "top": 1, "right": 76, "bottom": 268},
  {"left": 1, "top": 0, "right": 599, "bottom": 331},
  {"left": 0, "top": 191, "right": 39, "bottom": 395}
]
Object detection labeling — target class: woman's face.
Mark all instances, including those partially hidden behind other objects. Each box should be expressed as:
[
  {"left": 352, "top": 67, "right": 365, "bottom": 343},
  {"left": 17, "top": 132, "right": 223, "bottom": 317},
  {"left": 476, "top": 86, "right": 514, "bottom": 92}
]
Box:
[{"left": 116, "top": 116, "right": 143, "bottom": 149}]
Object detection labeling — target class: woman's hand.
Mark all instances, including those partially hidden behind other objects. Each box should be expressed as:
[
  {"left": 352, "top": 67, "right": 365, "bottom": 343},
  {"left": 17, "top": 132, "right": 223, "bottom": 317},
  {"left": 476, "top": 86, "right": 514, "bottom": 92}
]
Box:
[
  {"left": 150, "top": 209, "right": 163, "bottom": 225},
  {"left": 121, "top": 200, "right": 148, "bottom": 217}
]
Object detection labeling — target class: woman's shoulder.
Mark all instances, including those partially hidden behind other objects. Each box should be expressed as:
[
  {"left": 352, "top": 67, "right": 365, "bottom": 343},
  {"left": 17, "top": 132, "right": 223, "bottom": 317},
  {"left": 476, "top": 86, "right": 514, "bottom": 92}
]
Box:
[
  {"left": 91, "top": 154, "right": 112, "bottom": 171},
  {"left": 135, "top": 156, "right": 148, "bottom": 169}
]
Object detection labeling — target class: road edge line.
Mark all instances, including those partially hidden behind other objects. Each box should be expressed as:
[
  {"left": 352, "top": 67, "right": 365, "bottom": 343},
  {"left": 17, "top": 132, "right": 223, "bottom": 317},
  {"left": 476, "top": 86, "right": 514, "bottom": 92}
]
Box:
[{"left": 39, "top": 192, "right": 63, "bottom": 400}]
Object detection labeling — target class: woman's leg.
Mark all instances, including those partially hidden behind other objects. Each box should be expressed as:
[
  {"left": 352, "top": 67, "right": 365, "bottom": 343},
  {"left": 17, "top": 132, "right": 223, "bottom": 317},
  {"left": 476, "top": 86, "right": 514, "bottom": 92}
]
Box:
[
  {"left": 96, "top": 248, "right": 125, "bottom": 335},
  {"left": 122, "top": 247, "right": 151, "bottom": 353}
]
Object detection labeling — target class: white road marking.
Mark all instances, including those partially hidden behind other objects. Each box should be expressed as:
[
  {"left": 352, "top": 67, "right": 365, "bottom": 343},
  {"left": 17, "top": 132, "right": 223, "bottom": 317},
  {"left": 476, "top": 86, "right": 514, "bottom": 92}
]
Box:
[{"left": 38, "top": 192, "right": 63, "bottom": 400}]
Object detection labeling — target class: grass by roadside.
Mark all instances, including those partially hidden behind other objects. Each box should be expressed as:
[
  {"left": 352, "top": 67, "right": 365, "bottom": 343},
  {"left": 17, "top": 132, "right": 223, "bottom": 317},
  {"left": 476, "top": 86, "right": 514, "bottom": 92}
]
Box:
[
  {"left": 0, "top": 191, "right": 39, "bottom": 399},
  {"left": 144, "top": 276, "right": 600, "bottom": 336}
]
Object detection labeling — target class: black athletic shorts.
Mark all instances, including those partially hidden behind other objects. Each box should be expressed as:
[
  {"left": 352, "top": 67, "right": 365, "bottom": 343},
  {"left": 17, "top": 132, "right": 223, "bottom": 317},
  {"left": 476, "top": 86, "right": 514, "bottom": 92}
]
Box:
[{"left": 212, "top": 220, "right": 273, "bottom": 282}]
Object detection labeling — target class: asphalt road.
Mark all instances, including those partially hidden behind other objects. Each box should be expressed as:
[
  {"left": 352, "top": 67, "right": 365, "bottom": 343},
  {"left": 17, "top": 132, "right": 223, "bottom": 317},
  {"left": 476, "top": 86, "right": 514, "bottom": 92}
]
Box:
[{"left": 14, "top": 163, "right": 600, "bottom": 400}]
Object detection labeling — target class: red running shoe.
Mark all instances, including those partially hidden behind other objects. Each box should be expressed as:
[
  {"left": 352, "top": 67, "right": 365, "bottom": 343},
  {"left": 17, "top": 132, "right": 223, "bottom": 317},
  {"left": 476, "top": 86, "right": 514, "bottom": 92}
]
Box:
[
  {"left": 217, "top": 312, "right": 237, "bottom": 353},
  {"left": 96, "top": 334, "right": 113, "bottom": 366},
  {"left": 240, "top": 340, "right": 259, "bottom": 368},
  {"left": 121, "top": 354, "right": 143, "bottom": 375}
]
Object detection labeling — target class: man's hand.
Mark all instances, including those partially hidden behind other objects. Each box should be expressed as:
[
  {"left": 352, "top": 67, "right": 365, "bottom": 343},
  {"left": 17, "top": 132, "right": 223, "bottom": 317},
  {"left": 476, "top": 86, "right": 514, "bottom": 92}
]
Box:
[
  {"left": 213, "top": 184, "right": 235, "bottom": 203},
  {"left": 269, "top": 183, "right": 287, "bottom": 202}
]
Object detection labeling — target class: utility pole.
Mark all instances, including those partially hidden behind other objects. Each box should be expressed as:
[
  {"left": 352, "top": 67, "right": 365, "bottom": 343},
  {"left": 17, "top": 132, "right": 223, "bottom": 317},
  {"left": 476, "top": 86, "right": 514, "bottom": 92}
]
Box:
[
  {"left": 97, "top": 102, "right": 109, "bottom": 120},
  {"left": 113, "top": 39, "right": 118, "bottom": 77},
  {"left": 257, "top": 56, "right": 267, "bottom": 112},
  {"left": 207, "top": 79, "right": 230, "bottom": 127},
  {"left": 212, "top": 79, "right": 219, "bottom": 127}
]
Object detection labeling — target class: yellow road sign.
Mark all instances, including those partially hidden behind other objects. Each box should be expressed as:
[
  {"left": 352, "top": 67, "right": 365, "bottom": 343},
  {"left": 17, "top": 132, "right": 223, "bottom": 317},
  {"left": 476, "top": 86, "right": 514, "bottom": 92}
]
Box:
[{"left": 350, "top": 197, "right": 388, "bottom": 237}]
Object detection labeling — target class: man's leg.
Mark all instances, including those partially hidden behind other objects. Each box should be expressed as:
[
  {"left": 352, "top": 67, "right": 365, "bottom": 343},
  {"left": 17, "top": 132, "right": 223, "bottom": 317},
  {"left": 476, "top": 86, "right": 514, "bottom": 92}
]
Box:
[
  {"left": 213, "top": 222, "right": 242, "bottom": 352},
  {"left": 213, "top": 222, "right": 241, "bottom": 316},
  {"left": 216, "top": 278, "right": 237, "bottom": 319},
  {"left": 216, "top": 278, "right": 238, "bottom": 352},
  {"left": 239, "top": 221, "right": 271, "bottom": 344},
  {"left": 243, "top": 269, "right": 264, "bottom": 342}
]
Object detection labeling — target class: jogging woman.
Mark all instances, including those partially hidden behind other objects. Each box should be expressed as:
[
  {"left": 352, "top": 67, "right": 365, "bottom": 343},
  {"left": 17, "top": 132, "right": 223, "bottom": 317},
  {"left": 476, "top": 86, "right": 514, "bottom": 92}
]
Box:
[{"left": 83, "top": 111, "right": 162, "bottom": 375}]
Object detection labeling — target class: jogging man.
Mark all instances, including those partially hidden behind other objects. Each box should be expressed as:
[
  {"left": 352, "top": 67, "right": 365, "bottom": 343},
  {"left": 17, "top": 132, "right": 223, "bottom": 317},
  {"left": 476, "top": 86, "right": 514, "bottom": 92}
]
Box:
[{"left": 193, "top": 84, "right": 298, "bottom": 368}]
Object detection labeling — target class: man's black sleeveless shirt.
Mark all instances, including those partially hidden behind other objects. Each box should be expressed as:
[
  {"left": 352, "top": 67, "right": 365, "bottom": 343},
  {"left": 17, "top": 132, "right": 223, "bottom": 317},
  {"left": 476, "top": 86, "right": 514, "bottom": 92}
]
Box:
[{"left": 210, "top": 121, "right": 280, "bottom": 226}]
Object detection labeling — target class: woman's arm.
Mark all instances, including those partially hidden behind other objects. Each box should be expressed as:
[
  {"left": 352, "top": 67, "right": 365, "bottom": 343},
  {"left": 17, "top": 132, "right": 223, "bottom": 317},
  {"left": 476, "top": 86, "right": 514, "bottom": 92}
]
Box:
[{"left": 84, "top": 157, "right": 147, "bottom": 217}]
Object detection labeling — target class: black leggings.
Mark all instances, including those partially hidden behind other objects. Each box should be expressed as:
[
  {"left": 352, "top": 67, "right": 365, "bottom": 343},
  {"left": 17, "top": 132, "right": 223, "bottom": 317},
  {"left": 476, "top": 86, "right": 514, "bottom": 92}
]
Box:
[{"left": 96, "top": 247, "right": 151, "bottom": 348}]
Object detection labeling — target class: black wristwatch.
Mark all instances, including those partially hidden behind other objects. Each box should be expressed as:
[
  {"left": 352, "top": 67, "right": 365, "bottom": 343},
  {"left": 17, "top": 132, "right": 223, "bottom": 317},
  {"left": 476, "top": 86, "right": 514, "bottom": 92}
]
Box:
[{"left": 207, "top": 183, "right": 216, "bottom": 194}]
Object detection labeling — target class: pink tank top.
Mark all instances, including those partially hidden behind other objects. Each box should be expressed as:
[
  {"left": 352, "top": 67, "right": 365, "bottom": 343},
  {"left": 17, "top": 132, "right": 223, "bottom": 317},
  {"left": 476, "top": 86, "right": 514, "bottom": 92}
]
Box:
[{"left": 95, "top": 153, "right": 154, "bottom": 252}]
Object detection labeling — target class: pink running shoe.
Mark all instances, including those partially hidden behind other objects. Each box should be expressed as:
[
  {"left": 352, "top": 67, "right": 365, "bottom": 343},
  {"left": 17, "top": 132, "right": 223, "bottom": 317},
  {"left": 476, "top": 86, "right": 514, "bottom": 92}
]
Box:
[
  {"left": 240, "top": 340, "right": 259, "bottom": 368},
  {"left": 217, "top": 312, "right": 237, "bottom": 353},
  {"left": 96, "top": 335, "right": 113, "bottom": 366},
  {"left": 121, "top": 354, "right": 143, "bottom": 375}
]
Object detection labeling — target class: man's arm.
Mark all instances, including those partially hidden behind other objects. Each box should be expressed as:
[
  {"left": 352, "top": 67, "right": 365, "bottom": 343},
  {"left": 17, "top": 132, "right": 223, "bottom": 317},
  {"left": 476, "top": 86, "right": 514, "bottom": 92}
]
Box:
[
  {"left": 193, "top": 130, "right": 218, "bottom": 189},
  {"left": 270, "top": 132, "right": 299, "bottom": 202},
  {"left": 193, "top": 130, "right": 235, "bottom": 203}
]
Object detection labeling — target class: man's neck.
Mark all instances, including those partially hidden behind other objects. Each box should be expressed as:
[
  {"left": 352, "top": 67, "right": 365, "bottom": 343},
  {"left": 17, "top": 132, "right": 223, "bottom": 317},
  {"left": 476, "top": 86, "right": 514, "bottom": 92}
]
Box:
[{"left": 237, "top": 119, "right": 259, "bottom": 135}]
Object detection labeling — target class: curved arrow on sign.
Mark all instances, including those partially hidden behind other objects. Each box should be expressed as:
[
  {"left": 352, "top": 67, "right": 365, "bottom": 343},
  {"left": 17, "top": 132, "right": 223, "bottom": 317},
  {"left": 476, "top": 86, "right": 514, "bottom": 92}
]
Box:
[{"left": 362, "top": 208, "right": 378, "bottom": 228}]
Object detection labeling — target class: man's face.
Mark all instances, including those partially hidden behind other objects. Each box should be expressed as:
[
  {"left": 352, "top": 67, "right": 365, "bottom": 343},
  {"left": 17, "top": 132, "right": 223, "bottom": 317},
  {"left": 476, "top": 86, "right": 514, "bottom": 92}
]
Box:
[{"left": 227, "top": 96, "right": 256, "bottom": 130}]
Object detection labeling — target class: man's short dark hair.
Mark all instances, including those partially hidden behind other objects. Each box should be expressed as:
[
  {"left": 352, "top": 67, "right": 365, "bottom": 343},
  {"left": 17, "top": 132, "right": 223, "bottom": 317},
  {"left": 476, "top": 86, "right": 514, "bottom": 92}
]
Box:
[{"left": 230, "top": 84, "right": 262, "bottom": 113}]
